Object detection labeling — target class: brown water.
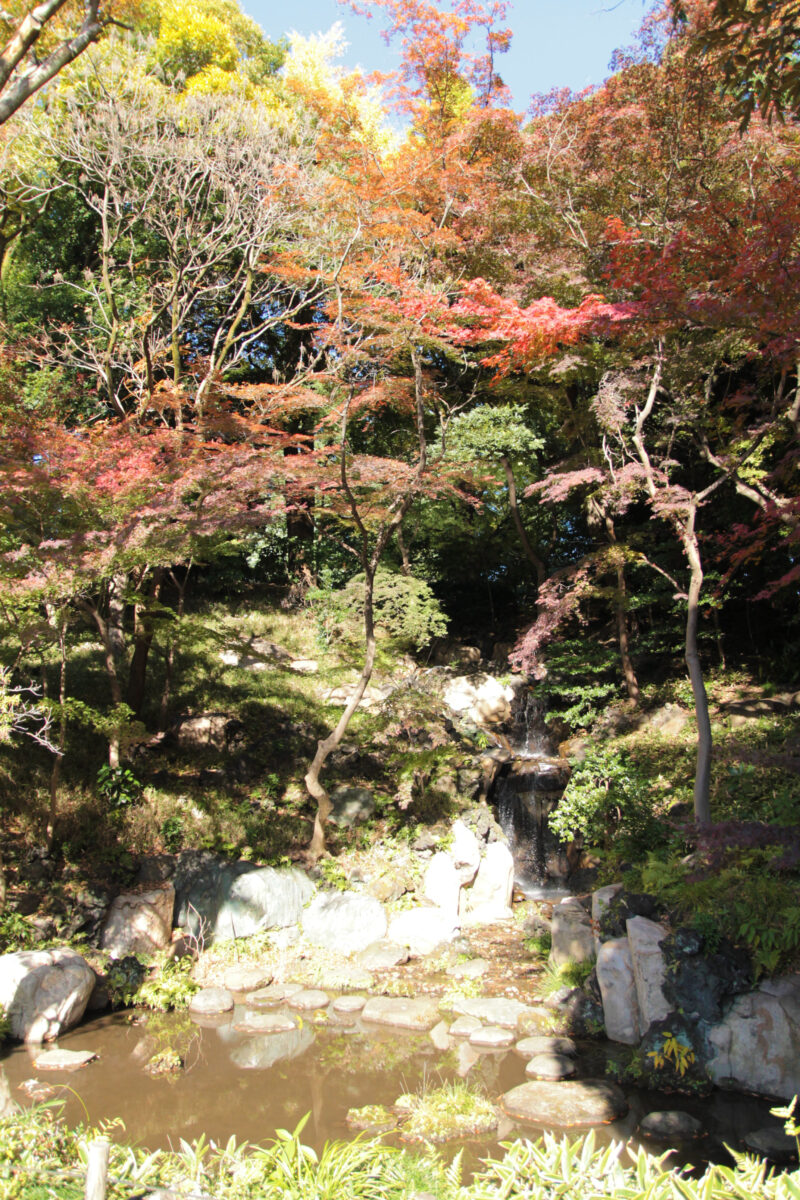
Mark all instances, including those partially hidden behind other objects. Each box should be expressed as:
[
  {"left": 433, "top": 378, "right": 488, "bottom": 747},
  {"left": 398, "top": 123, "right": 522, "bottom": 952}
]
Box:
[{"left": 0, "top": 1004, "right": 783, "bottom": 1170}]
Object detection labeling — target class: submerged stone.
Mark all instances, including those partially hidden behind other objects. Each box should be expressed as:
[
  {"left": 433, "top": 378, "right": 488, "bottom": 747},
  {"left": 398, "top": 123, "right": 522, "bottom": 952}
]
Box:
[
  {"left": 638, "top": 1111, "right": 704, "bottom": 1141},
  {"left": 525, "top": 1053, "right": 576, "bottom": 1081},
  {"left": 744, "top": 1126, "right": 798, "bottom": 1164},
  {"left": 515, "top": 1036, "right": 577, "bottom": 1058}
]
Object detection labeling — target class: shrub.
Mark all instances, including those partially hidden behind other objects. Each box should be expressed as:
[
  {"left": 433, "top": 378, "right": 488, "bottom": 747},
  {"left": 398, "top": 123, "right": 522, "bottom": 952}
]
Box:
[{"left": 549, "top": 747, "right": 663, "bottom": 861}]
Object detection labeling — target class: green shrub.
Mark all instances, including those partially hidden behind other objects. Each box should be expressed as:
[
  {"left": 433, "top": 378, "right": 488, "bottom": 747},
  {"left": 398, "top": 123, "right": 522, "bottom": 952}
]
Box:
[
  {"left": 0, "top": 910, "right": 37, "bottom": 953},
  {"left": 309, "top": 568, "right": 448, "bottom": 652},
  {"left": 549, "top": 747, "right": 664, "bottom": 860}
]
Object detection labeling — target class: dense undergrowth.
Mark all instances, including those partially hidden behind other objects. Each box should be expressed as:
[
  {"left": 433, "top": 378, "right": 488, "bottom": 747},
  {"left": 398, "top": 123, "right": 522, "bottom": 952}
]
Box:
[{"left": 1, "top": 1102, "right": 799, "bottom": 1200}]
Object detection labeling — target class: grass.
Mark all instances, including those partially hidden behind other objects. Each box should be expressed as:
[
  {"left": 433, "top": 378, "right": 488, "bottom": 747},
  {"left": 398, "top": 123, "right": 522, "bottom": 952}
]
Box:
[
  {"left": 1, "top": 1100, "right": 798, "bottom": 1200},
  {"left": 538, "top": 958, "right": 595, "bottom": 999},
  {"left": 395, "top": 1080, "right": 499, "bottom": 1143}
]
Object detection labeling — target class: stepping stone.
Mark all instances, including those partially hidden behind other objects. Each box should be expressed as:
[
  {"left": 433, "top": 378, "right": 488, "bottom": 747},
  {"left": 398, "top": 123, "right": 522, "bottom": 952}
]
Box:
[
  {"left": 639, "top": 1111, "right": 704, "bottom": 1141},
  {"left": 224, "top": 966, "right": 272, "bottom": 993},
  {"left": 502, "top": 1080, "right": 627, "bottom": 1127},
  {"left": 450, "top": 1015, "right": 482, "bottom": 1038},
  {"left": 525, "top": 1053, "right": 576, "bottom": 1081},
  {"left": 744, "top": 1127, "right": 798, "bottom": 1164},
  {"left": 232, "top": 1011, "right": 297, "bottom": 1034},
  {"left": 450, "top": 997, "right": 533, "bottom": 1030},
  {"left": 358, "top": 941, "right": 410, "bottom": 971},
  {"left": 361, "top": 996, "right": 441, "bottom": 1031},
  {"left": 189, "top": 988, "right": 234, "bottom": 1015},
  {"left": 446, "top": 958, "right": 489, "bottom": 979},
  {"left": 430, "top": 1020, "right": 452, "bottom": 1051},
  {"left": 469, "top": 1024, "right": 515, "bottom": 1048},
  {"left": 232, "top": 1011, "right": 298, "bottom": 1035},
  {"left": 288, "top": 989, "right": 330, "bottom": 1011},
  {"left": 515, "top": 1035, "right": 577, "bottom": 1058},
  {"left": 332, "top": 994, "right": 367, "bottom": 1013},
  {"left": 316, "top": 967, "right": 374, "bottom": 991},
  {"left": 33, "top": 1049, "right": 97, "bottom": 1071},
  {"left": 247, "top": 983, "right": 304, "bottom": 1007}
]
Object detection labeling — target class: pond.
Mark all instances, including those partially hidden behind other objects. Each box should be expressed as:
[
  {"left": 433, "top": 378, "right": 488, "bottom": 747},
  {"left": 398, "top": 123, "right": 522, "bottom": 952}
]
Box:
[{"left": 0, "top": 1001, "right": 782, "bottom": 1173}]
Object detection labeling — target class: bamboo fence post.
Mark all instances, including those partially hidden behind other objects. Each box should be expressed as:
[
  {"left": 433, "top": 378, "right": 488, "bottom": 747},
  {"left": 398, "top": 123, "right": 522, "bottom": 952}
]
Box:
[{"left": 84, "top": 1137, "right": 110, "bottom": 1200}]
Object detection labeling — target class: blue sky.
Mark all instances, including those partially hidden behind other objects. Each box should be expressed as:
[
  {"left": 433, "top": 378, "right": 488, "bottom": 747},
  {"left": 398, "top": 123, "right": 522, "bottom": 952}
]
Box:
[{"left": 243, "top": 0, "right": 648, "bottom": 112}]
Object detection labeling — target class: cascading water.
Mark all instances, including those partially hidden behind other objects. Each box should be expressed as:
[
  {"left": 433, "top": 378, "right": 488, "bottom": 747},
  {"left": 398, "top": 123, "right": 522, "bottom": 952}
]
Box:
[{"left": 489, "top": 685, "right": 573, "bottom": 899}]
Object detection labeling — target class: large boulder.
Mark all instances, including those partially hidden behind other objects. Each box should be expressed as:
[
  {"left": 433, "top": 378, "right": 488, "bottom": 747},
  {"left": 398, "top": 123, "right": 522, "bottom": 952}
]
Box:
[
  {"left": 627, "top": 916, "right": 670, "bottom": 1029},
  {"left": 100, "top": 885, "right": 174, "bottom": 958},
  {"left": 443, "top": 674, "right": 514, "bottom": 726},
  {"left": 596, "top": 938, "right": 640, "bottom": 1045},
  {"left": 387, "top": 906, "right": 459, "bottom": 955},
  {"left": 0, "top": 948, "right": 96, "bottom": 1043},
  {"left": 423, "top": 853, "right": 461, "bottom": 914},
  {"left": 550, "top": 898, "right": 595, "bottom": 967},
  {"left": 302, "top": 891, "right": 387, "bottom": 955},
  {"left": 329, "top": 787, "right": 375, "bottom": 829},
  {"left": 460, "top": 842, "right": 514, "bottom": 925},
  {"left": 174, "top": 852, "right": 314, "bottom": 943},
  {"left": 450, "top": 819, "right": 481, "bottom": 885},
  {"left": 707, "top": 975, "right": 800, "bottom": 1100}
]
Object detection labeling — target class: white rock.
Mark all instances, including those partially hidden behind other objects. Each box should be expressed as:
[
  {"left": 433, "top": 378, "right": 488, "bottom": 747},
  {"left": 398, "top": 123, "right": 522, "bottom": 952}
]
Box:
[
  {"left": 290, "top": 660, "right": 319, "bottom": 674},
  {"left": 443, "top": 674, "right": 512, "bottom": 726},
  {"left": 549, "top": 898, "right": 595, "bottom": 967},
  {"left": 100, "top": 885, "right": 174, "bottom": 959},
  {"left": 596, "top": 937, "right": 641, "bottom": 1045},
  {"left": 626, "top": 916, "right": 670, "bottom": 1029},
  {"left": 591, "top": 884, "right": 623, "bottom": 949},
  {"left": 460, "top": 842, "right": 514, "bottom": 925},
  {"left": 387, "top": 907, "right": 459, "bottom": 955},
  {"left": 708, "top": 975, "right": 800, "bottom": 1100},
  {"left": 423, "top": 853, "right": 461, "bottom": 914},
  {"left": 450, "top": 820, "right": 481, "bottom": 885},
  {"left": 302, "top": 892, "right": 387, "bottom": 955},
  {"left": 0, "top": 948, "right": 96, "bottom": 1043}
]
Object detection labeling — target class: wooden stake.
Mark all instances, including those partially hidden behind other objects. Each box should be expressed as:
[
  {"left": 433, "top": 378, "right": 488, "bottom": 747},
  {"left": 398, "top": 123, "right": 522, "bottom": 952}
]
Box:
[{"left": 84, "top": 1138, "right": 109, "bottom": 1200}]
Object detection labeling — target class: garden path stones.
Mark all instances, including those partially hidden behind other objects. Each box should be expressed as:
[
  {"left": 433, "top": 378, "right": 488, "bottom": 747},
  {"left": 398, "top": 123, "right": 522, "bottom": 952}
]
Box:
[
  {"left": 361, "top": 996, "right": 441, "bottom": 1031},
  {"left": 232, "top": 1011, "right": 298, "bottom": 1034},
  {"left": 450, "top": 1016, "right": 483, "bottom": 1038},
  {"left": 332, "top": 994, "right": 367, "bottom": 1013},
  {"left": 246, "top": 983, "right": 304, "bottom": 1007},
  {"left": 446, "top": 958, "right": 489, "bottom": 979},
  {"left": 469, "top": 1025, "right": 515, "bottom": 1048},
  {"left": 638, "top": 1111, "right": 704, "bottom": 1141},
  {"left": 189, "top": 987, "right": 234, "bottom": 1015},
  {"left": 430, "top": 1021, "right": 452, "bottom": 1051},
  {"left": 515, "top": 1036, "right": 577, "bottom": 1058},
  {"left": 502, "top": 1080, "right": 627, "bottom": 1127},
  {"left": 224, "top": 966, "right": 272, "bottom": 993},
  {"left": 525, "top": 1053, "right": 576, "bottom": 1081},
  {"left": 450, "top": 997, "right": 533, "bottom": 1030},
  {"left": 744, "top": 1127, "right": 798, "bottom": 1163},
  {"left": 358, "top": 941, "right": 409, "bottom": 971},
  {"left": 288, "top": 989, "right": 330, "bottom": 1011},
  {"left": 33, "top": 1049, "right": 97, "bottom": 1070}
]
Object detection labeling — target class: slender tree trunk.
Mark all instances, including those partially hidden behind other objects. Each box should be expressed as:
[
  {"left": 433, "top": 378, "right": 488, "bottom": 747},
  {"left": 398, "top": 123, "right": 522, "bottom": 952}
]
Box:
[
  {"left": 683, "top": 507, "right": 712, "bottom": 823},
  {"left": 396, "top": 522, "right": 411, "bottom": 576},
  {"left": 501, "top": 455, "right": 546, "bottom": 587},
  {"left": 83, "top": 595, "right": 124, "bottom": 767},
  {"left": 159, "top": 563, "right": 191, "bottom": 730},
  {"left": 603, "top": 517, "right": 639, "bottom": 703},
  {"left": 45, "top": 608, "right": 67, "bottom": 850},
  {"left": 305, "top": 566, "right": 377, "bottom": 859},
  {"left": 127, "top": 569, "right": 163, "bottom": 719}
]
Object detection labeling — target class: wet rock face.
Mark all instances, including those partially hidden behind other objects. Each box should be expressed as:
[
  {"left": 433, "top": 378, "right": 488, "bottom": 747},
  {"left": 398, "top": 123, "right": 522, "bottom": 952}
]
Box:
[{"left": 662, "top": 927, "right": 752, "bottom": 1025}]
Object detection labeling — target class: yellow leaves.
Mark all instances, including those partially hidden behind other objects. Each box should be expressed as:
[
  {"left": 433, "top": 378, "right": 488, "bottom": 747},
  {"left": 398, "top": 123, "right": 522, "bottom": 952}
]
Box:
[
  {"left": 155, "top": 0, "right": 238, "bottom": 79},
  {"left": 282, "top": 24, "right": 397, "bottom": 156}
]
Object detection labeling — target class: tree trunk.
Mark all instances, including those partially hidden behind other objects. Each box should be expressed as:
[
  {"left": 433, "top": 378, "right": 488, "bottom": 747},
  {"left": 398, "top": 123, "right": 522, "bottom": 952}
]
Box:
[
  {"left": 614, "top": 555, "right": 640, "bottom": 703},
  {"left": 683, "top": 506, "right": 712, "bottom": 823},
  {"left": 305, "top": 566, "right": 377, "bottom": 859},
  {"left": 501, "top": 455, "right": 546, "bottom": 587},
  {"left": 45, "top": 608, "right": 67, "bottom": 851},
  {"left": 396, "top": 522, "right": 411, "bottom": 576},
  {"left": 127, "top": 569, "right": 163, "bottom": 719},
  {"left": 83, "top": 595, "right": 124, "bottom": 767},
  {"left": 159, "top": 564, "right": 191, "bottom": 729}
]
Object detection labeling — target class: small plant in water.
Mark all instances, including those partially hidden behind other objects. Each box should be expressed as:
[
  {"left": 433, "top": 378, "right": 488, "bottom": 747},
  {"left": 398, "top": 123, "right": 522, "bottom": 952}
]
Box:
[
  {"left": 397, "top": 1080, "right": 498, "bottom": 1143},
  {"left": 647, "top": 1030, "right": 696, "bottom": 1077}
]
